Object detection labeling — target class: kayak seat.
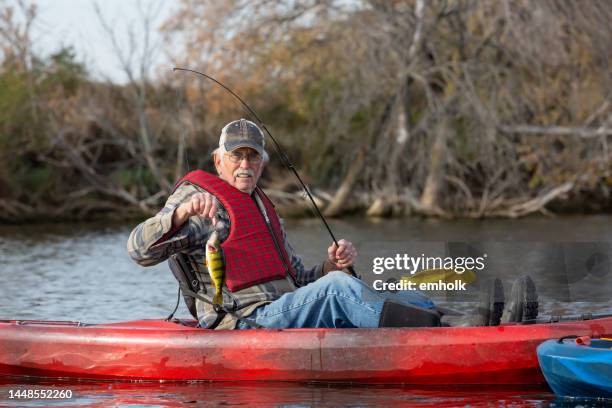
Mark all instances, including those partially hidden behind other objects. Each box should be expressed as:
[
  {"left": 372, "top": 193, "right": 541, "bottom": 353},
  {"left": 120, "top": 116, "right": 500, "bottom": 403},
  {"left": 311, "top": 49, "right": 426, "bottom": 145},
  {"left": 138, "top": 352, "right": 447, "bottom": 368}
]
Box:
[{"left": 379, "top": 300, "right": 441, "bottom": 327}]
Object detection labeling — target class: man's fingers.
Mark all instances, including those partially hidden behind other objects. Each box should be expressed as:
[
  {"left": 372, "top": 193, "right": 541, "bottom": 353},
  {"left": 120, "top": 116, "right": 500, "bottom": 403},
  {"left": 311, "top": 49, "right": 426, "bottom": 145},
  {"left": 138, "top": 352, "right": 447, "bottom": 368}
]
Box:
[
  {"left": 328, "top": 243, "right": 338, "bottom": 258},
  {"left": 329, "top": 241, "right": 357, "bottom": 261},
  {"left": 202, "top": 196, "right": 212, "bottom": 216},
  {"left": 188, "top": 193, "right": 218, "bottom": 220},
  {"left": 336, "top": 243, "right": 354, "bottom": 258},
  {"left": 335, "top": 258, "right": 353, "bottom": 268},
  {"left": 337, "top": 253, "right": 354, "bottom": 262},
  {"left": 336, "top": 239, "right": 351, "bottom": 256},
  {"left": 208, "top": 199, "right": 218, "bottom": 220},
  {"left": 192, "top": 194, "right": 204, "bottom": 214},
  {"left": 188, "top": 200, "right": 198, "bottom": 216},
  {"left": 326, "top": 239, "right": 357, "bottom": 268}
]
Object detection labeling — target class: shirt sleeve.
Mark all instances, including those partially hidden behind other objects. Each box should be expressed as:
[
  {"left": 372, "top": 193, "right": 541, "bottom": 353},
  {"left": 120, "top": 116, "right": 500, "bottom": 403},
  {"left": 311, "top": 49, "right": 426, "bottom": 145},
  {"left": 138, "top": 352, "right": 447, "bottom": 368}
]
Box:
[{"left": 126, "top": 183, "right": 217, "bottom": 266}]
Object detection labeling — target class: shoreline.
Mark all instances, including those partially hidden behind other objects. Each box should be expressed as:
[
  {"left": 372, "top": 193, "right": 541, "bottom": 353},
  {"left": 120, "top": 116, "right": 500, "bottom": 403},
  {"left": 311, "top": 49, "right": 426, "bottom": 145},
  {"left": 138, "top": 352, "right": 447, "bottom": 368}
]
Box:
[{"left": 1, "top": 207, "right": 611, "bottom": 225}]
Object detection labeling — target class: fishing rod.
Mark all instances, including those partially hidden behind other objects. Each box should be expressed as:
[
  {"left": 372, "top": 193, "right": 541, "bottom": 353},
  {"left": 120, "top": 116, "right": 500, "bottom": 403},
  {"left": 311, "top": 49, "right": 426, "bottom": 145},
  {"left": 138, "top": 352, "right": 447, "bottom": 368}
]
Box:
[
  {"left": 520, "top": 312, "right": 612, "bottom": 325},
  {"left": 173, "top": 67, "right": 359, "bottom": 278}
]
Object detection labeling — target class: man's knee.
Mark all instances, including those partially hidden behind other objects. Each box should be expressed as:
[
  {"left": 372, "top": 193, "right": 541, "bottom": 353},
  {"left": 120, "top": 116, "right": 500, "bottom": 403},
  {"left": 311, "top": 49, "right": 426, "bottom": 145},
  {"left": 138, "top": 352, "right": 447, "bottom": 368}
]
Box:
[
  {"left": 322, "top": 270, "right": 352, "bottom": 282},
  {"left": 318, "top": 270, "right": 360, "bottom": 291}
]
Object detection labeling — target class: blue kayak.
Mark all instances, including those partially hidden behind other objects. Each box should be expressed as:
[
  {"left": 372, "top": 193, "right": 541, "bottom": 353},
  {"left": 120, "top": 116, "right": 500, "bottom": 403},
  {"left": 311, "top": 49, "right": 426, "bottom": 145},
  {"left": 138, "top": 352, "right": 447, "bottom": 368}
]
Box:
[{"left": 537, "top": 337, "right": 612, "bottom": 398}]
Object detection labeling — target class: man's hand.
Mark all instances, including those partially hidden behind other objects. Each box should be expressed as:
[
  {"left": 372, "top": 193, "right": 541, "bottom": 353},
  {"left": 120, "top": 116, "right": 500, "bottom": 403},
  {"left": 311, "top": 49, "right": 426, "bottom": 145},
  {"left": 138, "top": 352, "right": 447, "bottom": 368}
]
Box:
[
  {"left": 327, "top": 239, "right": 358, "bottom": 270},
  {"left": 172, "top": 192, "right": 218, "bottom": 227}
]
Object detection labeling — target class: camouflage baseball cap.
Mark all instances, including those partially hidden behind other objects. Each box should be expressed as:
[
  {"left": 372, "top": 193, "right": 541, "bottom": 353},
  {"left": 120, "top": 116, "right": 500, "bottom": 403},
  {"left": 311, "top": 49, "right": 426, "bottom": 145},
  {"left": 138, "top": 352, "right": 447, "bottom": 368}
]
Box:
[{"left": 219, "top": 119, "right": 265, "bottom": 155}]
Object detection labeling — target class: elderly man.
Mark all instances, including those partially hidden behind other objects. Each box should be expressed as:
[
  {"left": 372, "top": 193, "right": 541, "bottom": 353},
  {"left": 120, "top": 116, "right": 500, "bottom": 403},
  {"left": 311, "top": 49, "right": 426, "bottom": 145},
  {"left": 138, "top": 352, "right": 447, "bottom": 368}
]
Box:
[{"left": 128, "top": 119, "right": 532, "bottom": 329}]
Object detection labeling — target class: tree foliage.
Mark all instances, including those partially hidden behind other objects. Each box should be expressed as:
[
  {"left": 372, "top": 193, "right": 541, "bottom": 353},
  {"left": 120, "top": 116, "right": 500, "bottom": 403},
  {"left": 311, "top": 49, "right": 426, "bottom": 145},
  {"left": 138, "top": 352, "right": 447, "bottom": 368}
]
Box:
[{"left": 0, "top": 0, "right": 610, "bottom": 222}]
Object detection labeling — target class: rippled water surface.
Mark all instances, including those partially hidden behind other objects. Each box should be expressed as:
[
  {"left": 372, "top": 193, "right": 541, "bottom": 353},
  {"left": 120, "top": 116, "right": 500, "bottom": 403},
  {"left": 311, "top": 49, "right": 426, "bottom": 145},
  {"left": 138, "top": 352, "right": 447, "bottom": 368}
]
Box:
[
  {"left": 0, "top": 215, "right": 610, "bottom": 407},
  {"left": 0, "top": 379, "right": 563, "bottom": 407}
]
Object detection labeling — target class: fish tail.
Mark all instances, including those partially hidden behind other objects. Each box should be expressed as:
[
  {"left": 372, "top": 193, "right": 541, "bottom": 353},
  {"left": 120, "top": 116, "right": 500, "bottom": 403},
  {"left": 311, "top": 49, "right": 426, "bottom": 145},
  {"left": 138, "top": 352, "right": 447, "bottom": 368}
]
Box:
[{"left": 212, "top": 291, "right": 223, "bottom": 307}]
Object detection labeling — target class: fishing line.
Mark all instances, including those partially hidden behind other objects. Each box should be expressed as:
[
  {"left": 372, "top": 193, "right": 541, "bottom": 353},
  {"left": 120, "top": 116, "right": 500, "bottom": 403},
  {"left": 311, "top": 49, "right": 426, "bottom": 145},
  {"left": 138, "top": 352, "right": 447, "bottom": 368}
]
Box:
[
  {"left": 173, "top": 67, "right": 359, "bottom": 278},
  {"left": 165, "top": 286, "right": 182, "bottom": 321}
]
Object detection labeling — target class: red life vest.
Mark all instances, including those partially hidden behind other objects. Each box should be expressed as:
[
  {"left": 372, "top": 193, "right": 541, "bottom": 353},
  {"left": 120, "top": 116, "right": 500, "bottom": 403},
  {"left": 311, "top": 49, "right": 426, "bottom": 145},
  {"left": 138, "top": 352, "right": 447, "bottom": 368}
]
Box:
[{"left": 177, "top": 170, "right": 297, "bottom": 292}]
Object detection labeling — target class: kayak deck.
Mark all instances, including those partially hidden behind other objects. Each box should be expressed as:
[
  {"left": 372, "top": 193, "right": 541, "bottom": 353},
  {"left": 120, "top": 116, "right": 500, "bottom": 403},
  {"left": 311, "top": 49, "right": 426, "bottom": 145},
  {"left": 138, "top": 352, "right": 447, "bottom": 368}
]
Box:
[
  {"left": 1, "top": 317, "right": 611, "bottom": 384},
  {"left": 537, "top": 338, "right": 612, "bottom": 398}
]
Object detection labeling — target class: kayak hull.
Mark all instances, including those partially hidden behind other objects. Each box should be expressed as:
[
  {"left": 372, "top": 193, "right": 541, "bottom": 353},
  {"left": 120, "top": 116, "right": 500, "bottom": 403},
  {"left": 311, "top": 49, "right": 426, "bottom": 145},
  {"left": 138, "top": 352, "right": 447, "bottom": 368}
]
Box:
[
  {"left": 537, "top": 338, "right": 612, "bottom": 398},
  {"left": 1, "top": 318, "right": 611, "bottom": 384}
]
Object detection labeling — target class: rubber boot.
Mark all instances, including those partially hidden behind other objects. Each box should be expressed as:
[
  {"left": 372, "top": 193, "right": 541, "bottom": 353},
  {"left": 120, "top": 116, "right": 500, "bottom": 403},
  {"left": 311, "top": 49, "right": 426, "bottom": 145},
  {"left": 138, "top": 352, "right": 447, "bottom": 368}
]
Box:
[
  {"left": 501, "top": 275, "right": 539, "bottom": 324},
  {"left": 469, "top": 278, "right": 505, "bottom": 326},
  {"left": 378, "top": 301, "right": 441, "bottom": 327}
]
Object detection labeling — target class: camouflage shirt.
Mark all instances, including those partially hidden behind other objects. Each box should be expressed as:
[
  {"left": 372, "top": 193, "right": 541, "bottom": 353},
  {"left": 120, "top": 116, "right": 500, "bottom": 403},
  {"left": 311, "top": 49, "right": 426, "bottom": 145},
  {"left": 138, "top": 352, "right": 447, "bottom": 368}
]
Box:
[{"left": 127, "top": 181, "right": 325, "bottom": 329}]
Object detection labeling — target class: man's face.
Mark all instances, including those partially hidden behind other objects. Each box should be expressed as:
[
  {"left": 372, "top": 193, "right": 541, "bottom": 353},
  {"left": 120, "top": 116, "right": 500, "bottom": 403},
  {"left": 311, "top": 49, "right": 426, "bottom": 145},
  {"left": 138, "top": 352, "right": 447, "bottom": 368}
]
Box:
[{"left": 214, "top": 147, "right": 264, "bottom": 194}]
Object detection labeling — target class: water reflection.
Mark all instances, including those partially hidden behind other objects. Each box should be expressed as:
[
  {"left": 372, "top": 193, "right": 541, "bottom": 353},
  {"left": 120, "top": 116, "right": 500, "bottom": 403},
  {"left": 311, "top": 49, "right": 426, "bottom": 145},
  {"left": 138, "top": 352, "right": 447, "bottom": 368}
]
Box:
[
  {"left": 0, "top": 379, "right": 555, "bottom": 407},
  {"left": 0, "top": 217, "right": 610, "bottom": 322}
]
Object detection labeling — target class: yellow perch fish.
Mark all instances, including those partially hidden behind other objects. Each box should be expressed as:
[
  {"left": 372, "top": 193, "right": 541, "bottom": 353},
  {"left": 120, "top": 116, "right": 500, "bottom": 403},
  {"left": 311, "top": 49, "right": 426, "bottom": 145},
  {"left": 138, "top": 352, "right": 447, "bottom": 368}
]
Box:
[
  {"left": 205, "top": 230, "right": 224, "bottom": 309},
  {"left": 401, "top": 268, "right": 477, "bottom": 286}
]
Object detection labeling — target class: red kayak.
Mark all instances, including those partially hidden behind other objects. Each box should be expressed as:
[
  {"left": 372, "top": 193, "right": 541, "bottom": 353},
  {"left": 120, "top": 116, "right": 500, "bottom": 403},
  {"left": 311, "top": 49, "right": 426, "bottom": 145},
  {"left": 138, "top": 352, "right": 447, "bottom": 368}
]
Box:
[{"left": 1, "top": 317, "right": 611, "bottom": 384}]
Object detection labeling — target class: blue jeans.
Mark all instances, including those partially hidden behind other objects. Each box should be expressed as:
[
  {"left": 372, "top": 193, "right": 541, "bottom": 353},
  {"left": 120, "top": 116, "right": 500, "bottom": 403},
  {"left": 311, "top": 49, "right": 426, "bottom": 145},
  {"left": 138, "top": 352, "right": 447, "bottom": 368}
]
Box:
[{"left": 236, "top": 271, "right": 435, "bottom": 329}]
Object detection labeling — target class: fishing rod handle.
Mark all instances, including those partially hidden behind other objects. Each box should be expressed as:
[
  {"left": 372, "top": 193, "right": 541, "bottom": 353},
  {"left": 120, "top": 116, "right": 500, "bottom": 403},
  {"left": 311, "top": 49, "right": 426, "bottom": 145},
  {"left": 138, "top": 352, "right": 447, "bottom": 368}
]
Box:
[{"left": 347, "top": 266, "right": 360, "bottom": 279}]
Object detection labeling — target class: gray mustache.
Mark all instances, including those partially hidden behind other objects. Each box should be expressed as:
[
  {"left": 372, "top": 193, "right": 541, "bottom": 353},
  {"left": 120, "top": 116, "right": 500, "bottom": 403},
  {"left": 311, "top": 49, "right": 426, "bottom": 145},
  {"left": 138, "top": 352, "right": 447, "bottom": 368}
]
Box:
[{"left": 234, "top": 169, "right": 254, "bottom": 177}]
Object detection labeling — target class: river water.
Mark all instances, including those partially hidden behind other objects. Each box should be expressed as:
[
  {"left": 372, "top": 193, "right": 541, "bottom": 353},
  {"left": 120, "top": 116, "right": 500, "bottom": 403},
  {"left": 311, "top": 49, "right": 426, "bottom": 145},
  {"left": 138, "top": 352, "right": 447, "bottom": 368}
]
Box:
[{"left": 0, "top": 215, "right": 610, "bottom": 407}]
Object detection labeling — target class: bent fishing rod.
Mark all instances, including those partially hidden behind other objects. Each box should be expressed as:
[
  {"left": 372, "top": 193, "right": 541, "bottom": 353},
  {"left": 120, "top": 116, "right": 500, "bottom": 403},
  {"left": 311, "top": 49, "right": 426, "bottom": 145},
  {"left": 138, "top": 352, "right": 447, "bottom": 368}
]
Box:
[{"left": 173, "top": 67, "right": 359, "bottom": 279}]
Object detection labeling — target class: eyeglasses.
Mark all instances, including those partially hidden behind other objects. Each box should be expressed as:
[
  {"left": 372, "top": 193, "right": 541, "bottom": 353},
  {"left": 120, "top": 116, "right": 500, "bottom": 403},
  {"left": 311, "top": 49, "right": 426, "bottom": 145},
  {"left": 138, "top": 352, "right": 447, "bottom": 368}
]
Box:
[{"left": 225, "top": 151, "right": 262, "bottom": 164}]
